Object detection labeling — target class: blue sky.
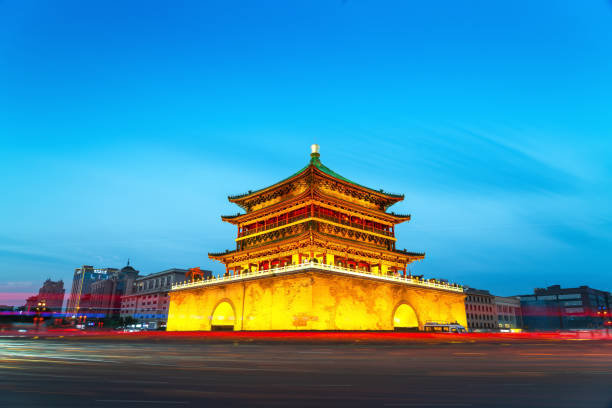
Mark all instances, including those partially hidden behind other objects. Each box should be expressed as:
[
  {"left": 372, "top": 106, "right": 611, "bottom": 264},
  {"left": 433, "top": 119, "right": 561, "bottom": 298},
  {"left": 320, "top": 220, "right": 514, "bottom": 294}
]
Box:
[{"left": 1, "top": 1, "right": 611, "bottom": 305}]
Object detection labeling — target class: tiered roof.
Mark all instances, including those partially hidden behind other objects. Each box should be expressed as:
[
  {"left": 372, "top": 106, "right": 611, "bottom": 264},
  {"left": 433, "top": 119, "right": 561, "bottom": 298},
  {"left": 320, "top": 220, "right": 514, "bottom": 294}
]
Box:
[{"left": 227, "top": 146, "right": 406, "bottom": 213}]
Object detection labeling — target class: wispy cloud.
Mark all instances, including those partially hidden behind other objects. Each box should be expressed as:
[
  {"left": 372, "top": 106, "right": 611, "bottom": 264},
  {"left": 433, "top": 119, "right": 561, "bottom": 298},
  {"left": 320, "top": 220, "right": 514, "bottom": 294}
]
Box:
[
  {"left": 0, "top": 281, "right": 33, "bottom": 289},
  {"left": 331, "top": 123, "right": 579, "bottom": 197},
  {"left": 531, "top": 219, "right": 612, "bottom": 251},
  {"left": 0, "top": 247, "right": 70, "bottom": 266}
]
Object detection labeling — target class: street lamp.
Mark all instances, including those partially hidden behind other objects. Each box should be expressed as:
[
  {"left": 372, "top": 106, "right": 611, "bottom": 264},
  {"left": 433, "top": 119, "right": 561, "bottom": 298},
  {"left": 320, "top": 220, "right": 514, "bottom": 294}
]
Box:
[{"left": 34, "top": 300, "right": 47, "bottom": 331}]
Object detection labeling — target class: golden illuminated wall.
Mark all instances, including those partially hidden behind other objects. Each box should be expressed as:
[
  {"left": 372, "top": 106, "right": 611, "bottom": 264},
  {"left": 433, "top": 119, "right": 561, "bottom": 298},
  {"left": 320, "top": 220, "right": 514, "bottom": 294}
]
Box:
[{"left": 167, "top": 271, "right": 467, "bottom": 331}]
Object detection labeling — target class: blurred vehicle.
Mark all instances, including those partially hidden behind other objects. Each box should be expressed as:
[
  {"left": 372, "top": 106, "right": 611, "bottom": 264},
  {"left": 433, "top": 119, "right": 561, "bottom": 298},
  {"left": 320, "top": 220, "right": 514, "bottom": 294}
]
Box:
[{"left": 423, "top": 322, "right": 467, "bottom": 333}]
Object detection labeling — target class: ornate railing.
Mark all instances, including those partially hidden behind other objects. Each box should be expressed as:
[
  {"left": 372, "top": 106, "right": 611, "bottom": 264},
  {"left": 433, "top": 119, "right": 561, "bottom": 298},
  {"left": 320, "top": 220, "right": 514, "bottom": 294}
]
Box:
[
  {"left": 171, "top": 261, "right": 463, "bottom": 293},
  {"left": 238, "top": 213, "right": 310, "bottom": 237}
]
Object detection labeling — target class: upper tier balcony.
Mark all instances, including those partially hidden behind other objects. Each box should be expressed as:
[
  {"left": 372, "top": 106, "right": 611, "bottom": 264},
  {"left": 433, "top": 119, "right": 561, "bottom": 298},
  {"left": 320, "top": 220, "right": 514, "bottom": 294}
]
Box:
[{"left": 238, "top": 211, "right": 394, "bottom": 239}]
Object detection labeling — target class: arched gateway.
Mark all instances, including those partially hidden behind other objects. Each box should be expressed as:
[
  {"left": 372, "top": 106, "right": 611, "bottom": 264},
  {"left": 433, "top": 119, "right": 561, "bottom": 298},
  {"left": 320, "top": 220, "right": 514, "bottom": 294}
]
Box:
[
  {"left": 393, "top": 304, "right": 419, "bottom": 331},
  {"left": 211, "top": 301, "right": 235, "bottom": 331}
]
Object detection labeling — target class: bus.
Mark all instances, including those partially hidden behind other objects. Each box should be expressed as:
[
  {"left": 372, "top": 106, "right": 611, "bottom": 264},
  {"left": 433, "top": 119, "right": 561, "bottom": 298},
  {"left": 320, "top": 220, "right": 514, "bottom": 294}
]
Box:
[{"left": 423, "top": 321, "right": 467, "bottom": 333}]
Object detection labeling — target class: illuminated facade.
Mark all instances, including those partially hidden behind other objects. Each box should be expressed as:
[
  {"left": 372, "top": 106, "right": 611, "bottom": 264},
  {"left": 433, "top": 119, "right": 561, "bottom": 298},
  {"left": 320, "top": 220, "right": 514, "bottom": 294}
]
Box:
[
  {"left": 66, "top": 265, "right": 119, "bottom": 315},
  {"left": 167, "top": 145, "right": 467, "bottom": 331}
]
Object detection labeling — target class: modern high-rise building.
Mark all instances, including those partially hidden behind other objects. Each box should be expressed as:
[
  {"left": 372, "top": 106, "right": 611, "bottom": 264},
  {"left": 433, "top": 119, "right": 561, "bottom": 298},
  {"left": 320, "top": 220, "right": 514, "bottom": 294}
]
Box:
[
  {"left": 90, "top": 262, "right": 139, "bottom": 319},
  {"left": 66, "top": 265, "right": 119, "bottom": 316}
]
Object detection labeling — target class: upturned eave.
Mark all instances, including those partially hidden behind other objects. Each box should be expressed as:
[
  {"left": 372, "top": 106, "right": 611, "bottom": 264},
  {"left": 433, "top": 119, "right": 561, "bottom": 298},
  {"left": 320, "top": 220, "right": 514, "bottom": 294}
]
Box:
[{"left": 228, "top": 154, "right": 406, "bottom": 211}]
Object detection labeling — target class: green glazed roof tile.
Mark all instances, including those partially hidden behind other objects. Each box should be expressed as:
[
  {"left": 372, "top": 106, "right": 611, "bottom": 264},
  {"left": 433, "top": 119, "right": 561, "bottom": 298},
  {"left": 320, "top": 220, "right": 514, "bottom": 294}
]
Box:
[{"left": 229, "top": 155, "right": 403, "bottom": 200}]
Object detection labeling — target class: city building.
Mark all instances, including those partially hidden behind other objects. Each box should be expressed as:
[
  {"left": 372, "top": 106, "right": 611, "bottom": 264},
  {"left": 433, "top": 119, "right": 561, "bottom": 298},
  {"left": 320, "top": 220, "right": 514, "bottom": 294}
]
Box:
[
  {"left": 464, "top": 288, "right": 496, "bottom": 331},
  {"left": 36, "top": 279, "right": 65, "bottom": 312},
  {"left": 23, "top": 279, "right": 66, "bottom": 313},
  {"left": 494, "top": 296, "right": 522, "bottom": 331},
  {"left": 120, "top": 268, "right": 194, "bottom": 329},
  {"left": 24, "top": 295, "right": 39, "bottom": 313},
  {"left": 66, "top": 266, "right": 119, "bottom": 316},
  {"left": 516, "top": 285, "right": 611, "bottom": 331},
  {"left": 167, "top": 145, "right": 466, "bottom": 331},
  {"left": 90, "top": 262, "right": 139, "bottom": 319}
]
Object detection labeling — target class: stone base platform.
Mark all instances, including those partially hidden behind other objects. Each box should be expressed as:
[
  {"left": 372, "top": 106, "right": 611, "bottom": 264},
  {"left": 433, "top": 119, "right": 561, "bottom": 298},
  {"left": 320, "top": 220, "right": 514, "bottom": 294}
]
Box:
[{"left": 167, "top": 266, "right": 466, "bottom": 331}]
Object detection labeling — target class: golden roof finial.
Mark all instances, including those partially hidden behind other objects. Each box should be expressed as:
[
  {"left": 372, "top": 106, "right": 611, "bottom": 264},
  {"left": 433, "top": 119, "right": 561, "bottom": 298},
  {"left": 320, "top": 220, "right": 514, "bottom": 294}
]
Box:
[{"left": 311, "top": 144, "right": 320, "bottom": 158}]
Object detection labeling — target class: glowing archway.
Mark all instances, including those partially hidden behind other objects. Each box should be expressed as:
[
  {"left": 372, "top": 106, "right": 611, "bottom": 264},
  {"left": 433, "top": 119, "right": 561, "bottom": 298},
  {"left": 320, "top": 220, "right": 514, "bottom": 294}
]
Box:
[
  {"left": 393, "top": 304, "right": 419, "bottom": 331},
  {"left": 211, "top": 301, "right": 235, "bottom": 331}
]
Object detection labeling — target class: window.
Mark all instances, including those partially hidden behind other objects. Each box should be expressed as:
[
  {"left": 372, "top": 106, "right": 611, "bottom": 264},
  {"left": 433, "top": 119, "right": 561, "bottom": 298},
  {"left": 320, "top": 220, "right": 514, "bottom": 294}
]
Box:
[
  {"left": 538, "top": 295, "right": 557, "bottom": 300},
  {"left": 558, "top": 294, "right": 581, "bottom": 300}
]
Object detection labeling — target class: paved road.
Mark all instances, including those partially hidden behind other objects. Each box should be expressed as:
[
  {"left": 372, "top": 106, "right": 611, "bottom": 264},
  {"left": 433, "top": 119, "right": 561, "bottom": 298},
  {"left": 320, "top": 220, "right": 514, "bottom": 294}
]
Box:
[{"left": 0, "top": 337, "right": 610, "bottom": 408}]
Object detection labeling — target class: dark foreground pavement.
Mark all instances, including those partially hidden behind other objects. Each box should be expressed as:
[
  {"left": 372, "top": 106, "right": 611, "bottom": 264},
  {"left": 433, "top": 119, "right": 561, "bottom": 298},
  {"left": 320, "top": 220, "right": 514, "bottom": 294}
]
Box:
[{"left": 0, "top": 336, "right": 611, "bottom": 408}]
